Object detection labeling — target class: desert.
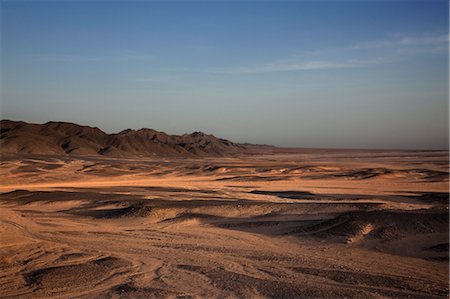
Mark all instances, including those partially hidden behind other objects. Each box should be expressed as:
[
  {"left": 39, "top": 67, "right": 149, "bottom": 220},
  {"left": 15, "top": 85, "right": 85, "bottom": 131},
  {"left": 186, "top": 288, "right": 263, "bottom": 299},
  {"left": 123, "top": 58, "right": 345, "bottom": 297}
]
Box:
[
  {"left": 2, "top": 1, "right": 449, "bottom": 298},
  {"left": 0, "top": 121, "right": 448, "bottom": 298}
]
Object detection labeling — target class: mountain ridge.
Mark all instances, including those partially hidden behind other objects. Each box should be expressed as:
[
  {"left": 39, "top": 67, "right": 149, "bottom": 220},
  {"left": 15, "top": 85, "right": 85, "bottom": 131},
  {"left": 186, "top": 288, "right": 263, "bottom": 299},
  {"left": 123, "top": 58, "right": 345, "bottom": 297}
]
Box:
[{"left": 0, "top": 120, "right": 247, "bottom": 157}]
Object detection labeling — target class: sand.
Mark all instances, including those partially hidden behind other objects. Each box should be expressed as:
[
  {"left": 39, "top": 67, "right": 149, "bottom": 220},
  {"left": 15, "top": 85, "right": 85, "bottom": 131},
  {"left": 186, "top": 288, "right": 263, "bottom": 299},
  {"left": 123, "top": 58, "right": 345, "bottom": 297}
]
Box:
[{"left": 0, "top": 149, "right": 448, "bottom": 298}]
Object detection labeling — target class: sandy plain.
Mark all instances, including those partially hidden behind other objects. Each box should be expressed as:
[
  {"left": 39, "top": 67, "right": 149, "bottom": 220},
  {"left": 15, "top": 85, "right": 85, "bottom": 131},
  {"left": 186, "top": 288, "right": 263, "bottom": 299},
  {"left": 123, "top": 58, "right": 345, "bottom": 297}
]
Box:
[{"left": 0, "top": 149, "right": 449, "bottom": 298}]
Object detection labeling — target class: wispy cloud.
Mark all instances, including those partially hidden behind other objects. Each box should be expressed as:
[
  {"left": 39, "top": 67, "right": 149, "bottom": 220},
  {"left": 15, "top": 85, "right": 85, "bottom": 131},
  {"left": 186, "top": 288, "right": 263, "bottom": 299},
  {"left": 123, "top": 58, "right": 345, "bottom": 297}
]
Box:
[
  {"left": 353, "top": 33, "right": 449, "bottom": 50},
  {"left": 129, "top": 74, "right": 177, "bottom": 83},
  {"left": 305, "top": 32, "right": 449, "bottom": 55},
  {"left": 206, "top": 32, "right": 448, "bottom": 75},
  {"left": 35, "top": 53, "right": 157, "bottom": 62},
  {"left": 37, "top": 55, "right": 108, "bottom": 62},
  {"left": 208, "top": 59, "right": 385, "bottom": 74}
]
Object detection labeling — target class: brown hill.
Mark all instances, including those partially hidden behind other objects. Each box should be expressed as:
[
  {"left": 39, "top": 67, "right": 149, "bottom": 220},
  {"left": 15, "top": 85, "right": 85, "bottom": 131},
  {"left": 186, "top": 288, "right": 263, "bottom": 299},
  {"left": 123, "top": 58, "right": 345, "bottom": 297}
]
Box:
[{"left": 0, "top": 120, "right": 246, "bottom": 157}]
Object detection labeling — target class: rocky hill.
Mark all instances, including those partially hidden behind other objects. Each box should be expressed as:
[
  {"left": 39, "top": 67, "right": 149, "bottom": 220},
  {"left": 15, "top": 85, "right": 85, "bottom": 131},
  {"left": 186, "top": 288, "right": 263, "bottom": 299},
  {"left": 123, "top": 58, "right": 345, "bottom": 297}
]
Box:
[{"left": 0, "top": 120, "right": 246, "bottom": 157}]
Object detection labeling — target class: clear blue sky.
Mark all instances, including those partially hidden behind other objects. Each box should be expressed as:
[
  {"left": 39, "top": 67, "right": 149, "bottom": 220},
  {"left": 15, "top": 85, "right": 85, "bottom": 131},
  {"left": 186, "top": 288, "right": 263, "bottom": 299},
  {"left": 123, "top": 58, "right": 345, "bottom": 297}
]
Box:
[{"left": 1, "top": 0, "right": 448, "bottom": 149}]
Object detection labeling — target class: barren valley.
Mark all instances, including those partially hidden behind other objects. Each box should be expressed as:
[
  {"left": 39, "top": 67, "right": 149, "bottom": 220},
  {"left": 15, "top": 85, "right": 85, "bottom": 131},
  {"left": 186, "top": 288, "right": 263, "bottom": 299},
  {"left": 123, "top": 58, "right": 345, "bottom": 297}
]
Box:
[
  {"left": 0, "top": 145, "right": 448, "bottom": 298},
  {"left": 2, "top": 0, "right": 449, "bottom": 297}
]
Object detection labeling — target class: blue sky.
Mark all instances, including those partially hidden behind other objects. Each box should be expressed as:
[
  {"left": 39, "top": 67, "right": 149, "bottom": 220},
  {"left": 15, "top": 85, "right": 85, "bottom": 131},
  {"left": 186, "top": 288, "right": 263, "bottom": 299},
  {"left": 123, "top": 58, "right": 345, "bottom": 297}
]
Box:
[{"left": 1, "top": 0, "right": 448, "bottom": 149}]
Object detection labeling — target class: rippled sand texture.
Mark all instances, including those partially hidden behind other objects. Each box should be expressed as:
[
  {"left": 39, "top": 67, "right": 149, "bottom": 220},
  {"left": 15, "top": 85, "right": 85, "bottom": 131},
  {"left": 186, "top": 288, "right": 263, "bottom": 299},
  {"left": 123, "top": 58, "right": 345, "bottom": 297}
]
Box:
[{"left": 0, "top": 150, "right": 448, "bottom": 298}]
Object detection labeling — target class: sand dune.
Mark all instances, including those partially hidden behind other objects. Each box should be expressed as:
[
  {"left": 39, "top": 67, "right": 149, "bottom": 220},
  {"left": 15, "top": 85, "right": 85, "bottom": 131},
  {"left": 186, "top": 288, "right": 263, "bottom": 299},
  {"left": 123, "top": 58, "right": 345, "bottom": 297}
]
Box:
[{"left": 0, "top": 150, "right": 448, "bottom": 298}]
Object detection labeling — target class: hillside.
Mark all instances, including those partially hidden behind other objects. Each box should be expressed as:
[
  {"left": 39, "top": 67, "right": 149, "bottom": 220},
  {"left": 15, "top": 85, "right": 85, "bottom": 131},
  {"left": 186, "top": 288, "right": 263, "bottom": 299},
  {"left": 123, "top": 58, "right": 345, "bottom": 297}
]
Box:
[{"left": 0, "top": 120, "right": 246, "bottom": 157}]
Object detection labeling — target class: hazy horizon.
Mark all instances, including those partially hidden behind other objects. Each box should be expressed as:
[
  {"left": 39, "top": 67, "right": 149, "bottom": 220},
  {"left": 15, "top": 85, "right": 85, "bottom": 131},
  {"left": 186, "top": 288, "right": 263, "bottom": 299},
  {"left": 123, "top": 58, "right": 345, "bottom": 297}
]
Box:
[{"left": 1, "top": 1, "right": 449, "bottom": 150}]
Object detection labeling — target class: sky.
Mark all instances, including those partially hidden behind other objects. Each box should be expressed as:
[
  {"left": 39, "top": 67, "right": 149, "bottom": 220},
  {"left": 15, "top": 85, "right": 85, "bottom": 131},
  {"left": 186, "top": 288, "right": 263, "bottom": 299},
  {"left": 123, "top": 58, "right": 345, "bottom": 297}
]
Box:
[{"left": 1, "top": 0, "right": 449, "bottom": 150}]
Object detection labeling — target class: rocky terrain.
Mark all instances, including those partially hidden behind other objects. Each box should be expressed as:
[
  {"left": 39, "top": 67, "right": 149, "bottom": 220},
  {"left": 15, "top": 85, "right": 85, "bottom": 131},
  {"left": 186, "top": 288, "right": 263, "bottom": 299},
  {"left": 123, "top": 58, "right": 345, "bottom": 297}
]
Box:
[{"left": 0, "top": 120, "right": 245, "bottom": 157}]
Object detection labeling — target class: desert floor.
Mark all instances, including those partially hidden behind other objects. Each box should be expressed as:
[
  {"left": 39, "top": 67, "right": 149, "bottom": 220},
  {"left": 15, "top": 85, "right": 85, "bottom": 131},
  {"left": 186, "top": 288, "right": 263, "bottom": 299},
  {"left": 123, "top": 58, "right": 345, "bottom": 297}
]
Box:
[{"left": 0, "top": 150, "right": 449, "bottom": 298}]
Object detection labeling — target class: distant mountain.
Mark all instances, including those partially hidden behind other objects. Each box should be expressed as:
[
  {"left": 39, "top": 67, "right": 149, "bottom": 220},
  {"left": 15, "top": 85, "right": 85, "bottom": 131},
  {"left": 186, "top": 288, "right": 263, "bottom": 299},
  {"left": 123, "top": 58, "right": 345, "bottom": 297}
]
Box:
[
  {"left": 239, "top": 143, "right": 276, "bottom": 148},
  {"left": 0, "top": 120, "right": 247, "bottom": 157}
]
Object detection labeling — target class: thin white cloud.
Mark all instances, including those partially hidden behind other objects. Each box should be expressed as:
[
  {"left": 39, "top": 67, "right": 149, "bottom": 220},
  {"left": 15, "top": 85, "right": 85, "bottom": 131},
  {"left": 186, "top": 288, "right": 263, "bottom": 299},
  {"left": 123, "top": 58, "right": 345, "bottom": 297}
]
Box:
[
  {"left": 209, "top": 59, "right": 381, "bottom": 74},
  {"left": 352, "top": 33, "right": 449, "bottom": 50},
  {"left": 125, "top": 32, "right": 446, "bottom": 77},
  {"left": 36, "top": 53, "right": 157, "bottom": 62},
  {"left": 37, "top": 55, "right": 107, "bottom": 62},
  {"left": 209, "top": 32, "right": 448, "bottom": 75},
  {"left": 129, "top": 75, "right": 176, "bottom": 82},
  {"left": 305, "top": 32, "right": 449, "bottom": 55}
]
